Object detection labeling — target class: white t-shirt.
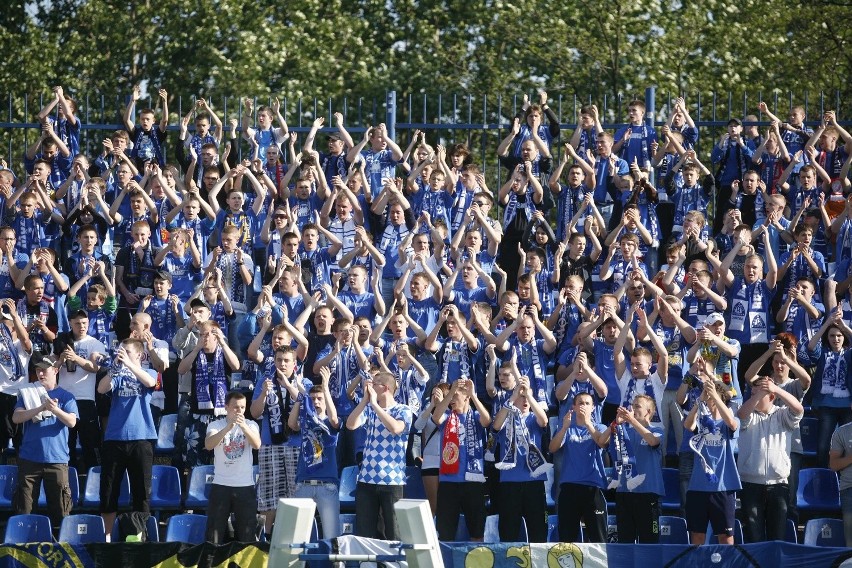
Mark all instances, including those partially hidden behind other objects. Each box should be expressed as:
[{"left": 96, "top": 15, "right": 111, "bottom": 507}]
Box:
[
  {"left": 57, "top": 336, "right": 107, "bottom": 401},
  {"left": 207, "top": 417, "right": 257, "bottom": 487},
  {"left": 0, "top": 338, "right": 30, "bottom": 395},
  {"left": 142, "top": 338, "right": 169, "bottom": 409}
]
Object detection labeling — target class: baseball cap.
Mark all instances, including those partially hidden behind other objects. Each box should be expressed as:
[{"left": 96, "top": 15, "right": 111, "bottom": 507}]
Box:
[
  {"left": 727, "top": 117, "right": 742, "bottom": 127},
  {"left": 155, "top": 270, "right": 173, "bottom": 283},
  {"left": 704, "top": 313, "right": 725, "bottom": 326},
  {"left": 32, "top": 353, "right": 58, "bottom": 369},
  {"left": 327, "top": 133, "right": 342, "bottom": 142}
]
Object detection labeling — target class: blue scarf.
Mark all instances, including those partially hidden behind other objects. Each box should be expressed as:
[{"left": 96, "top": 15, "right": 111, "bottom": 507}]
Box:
[
  {"left": 689, "top": 401, "right": 720, "bottom": 484},
  {"left": 264, "top": 373, "right": 294, "bottom": 445},
  {"left": 299, "top": 393, "right": 334, "bottom": 470},
  {"left": 195, "top": 347, "right": 227, "bottom": 415},
  {"left": 128, "top": 242, "right": 155, "bottom": 290},
  {"left": 495, "top": 407, "right": 548, "bottom": 478},
  {"left": 0, "top": 324, "right": 25, "bottom": 382},
  {"left": 609, "top": 423, "right": 644, "bottom": 490}
]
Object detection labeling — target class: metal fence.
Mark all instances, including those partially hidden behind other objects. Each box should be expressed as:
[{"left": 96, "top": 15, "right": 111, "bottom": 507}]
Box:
[{"left": 2, "top": 88, "right": 850, "bottom": 185}]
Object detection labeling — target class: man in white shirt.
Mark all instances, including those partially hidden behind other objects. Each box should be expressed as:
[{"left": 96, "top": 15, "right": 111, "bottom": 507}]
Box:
[{"left": 204, "top": 391, "right": 261, "bottom": 543}]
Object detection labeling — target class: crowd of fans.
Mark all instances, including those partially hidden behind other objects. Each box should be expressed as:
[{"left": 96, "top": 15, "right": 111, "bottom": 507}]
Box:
[{"left": 2, "top": 84, "right": 852, "bottom": 547}]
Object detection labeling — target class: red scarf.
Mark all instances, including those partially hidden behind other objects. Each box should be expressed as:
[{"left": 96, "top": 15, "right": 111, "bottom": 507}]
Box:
[{"left": 440, "top": 412, "right": 461, "bottom": 474}]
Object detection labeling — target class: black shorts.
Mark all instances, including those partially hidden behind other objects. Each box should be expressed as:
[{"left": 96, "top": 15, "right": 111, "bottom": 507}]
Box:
[{"left": 685, "top": 490, "right": 737, "bottom": 536}]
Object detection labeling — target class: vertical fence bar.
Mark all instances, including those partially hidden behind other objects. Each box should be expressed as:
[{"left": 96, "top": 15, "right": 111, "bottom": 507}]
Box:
[{"left": 386, "top": 91, "right": 397, "bottom": 141}]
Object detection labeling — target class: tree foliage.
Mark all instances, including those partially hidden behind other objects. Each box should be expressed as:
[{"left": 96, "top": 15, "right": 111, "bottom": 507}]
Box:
[{"left": 0, "top": 0, "right": 850, "bottom": 120}]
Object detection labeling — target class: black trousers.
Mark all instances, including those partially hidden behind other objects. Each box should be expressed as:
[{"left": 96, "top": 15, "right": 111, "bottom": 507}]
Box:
[
  {"left": 558, "top": 482, "right": 607, "bottom": 543},
  {"left": 498, "top": 480, "right": 547, "bottom": 542},
  {"left": 100, "top": 440, "right": 152, "bottom": 513}
]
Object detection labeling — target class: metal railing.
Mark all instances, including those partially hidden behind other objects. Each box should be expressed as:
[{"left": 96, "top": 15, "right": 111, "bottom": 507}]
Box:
[{"left": 2, "top": 88, "right": 849, "bottom": 186}]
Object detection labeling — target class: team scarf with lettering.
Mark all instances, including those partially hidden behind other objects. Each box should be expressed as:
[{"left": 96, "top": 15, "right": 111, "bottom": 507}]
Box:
[
  {"left": 441, "top": 339, "right": 470, "bottom": 385},
  {"left": 195, "top": 346, "right": 227, "bottom": 415},
  {"left": 224, "top": 209, "right": 253, "bottom": 254},
  {"left": 502, "top": 188, "right": 535, "bottom": 230},
  {"left": 689, "top": 401, "right": 720, "bottom": 484},
  {"left": 299, "top": 392, "right": 333, "bottom": 470},
  {"left": 128, "top": 242, "right": 155, "bottom": 289},
  {"left": 330, "top": 346, "right": 359, "bottom": 405},
  {"left": 265, "top": 372, "right": 294, "bottom": 445},
  {"left": 215, "top": 252, "right": 245, "bottom": 305},
  {"left": 820, "top": 348, "right": 850, "bottom": 398},
  {"left": 495, "top": 406, "right": 548, "bottom": 478},
  {"left": 514, "top": 341, "right": 545, "bottom": 403},
  {"left": 621, "top": 374, "right": 659, "bottom": 423},
  {"left": 0, "top": 324, "right": 25, "bottom": 382},
  {"left": 608, "top": 422, "right": 644, "bottom": 491},
  {"left": 440, "top": 409, "right": 485, "bottom": 481}
]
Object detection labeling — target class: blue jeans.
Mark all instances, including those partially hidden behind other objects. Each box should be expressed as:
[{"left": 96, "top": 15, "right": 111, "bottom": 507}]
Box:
[
  {"left": 817, "top": 407, "right": 852, "bottom": 467},
  {"left": 294, "top": 481, "right": 340, "bottom": 539},
  {"left": 840, "top": 487, "right": 852, "bottom": 546}
]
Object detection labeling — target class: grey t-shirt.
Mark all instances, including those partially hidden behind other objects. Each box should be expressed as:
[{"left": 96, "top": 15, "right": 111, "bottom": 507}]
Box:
[{"left": 830, "top": 422, "right": 852, "bottom": 491}]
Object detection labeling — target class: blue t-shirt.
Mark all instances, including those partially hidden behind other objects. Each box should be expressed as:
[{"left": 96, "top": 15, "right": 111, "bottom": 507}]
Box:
[
  {"left": 558, "top": 420, "right": 608, "bottom": 489},
  {"left": 16, "top": 387, "right": 78, "bottom": 463},
  {"left": 498, "top": 412, "right": 545, "bottom": 483},
  {"left": 593, "top": 339, "right": 619, "bottom": 405},
  {"left": 104, "top": 367, "right": 157, "bottom": 441},
  {"left": 687, "top": 416, "right": 742, "bottom": 492},
  {"left": 613, "top": 424, "right": 664, "bottom": 495},
  {"left": 296, "top": 413, "right": 339, "bottom": 483}
]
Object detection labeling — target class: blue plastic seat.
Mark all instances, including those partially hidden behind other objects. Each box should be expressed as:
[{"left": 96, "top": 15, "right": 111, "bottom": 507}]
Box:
[
  {"left": 4, "top": 514, "right": 53, "bottom": 543},
  {"left": 184, "top": 465, "right": 215, "bottom": 510},
  {"left": 403, "top": 466, "right": 425, "bottom": 500},
  {"left": 705, "top": 519, "right": 743, "bottom": 544},
  {"left": 800, "top": 417, "right": 818, "bottom": 458},
  {"left": 339, "top": 513, "right": 356, "bottom": 536},
  {"left": 111, "top": 516, "right": 160, "bottom": 542},
  {"left": 37, "top": 466, "right": 79, "bottom": 509},
  {"left": 155, "top": 413, "right": 178, "bottom": 455},
  {"left": 546, "top": 514, "right": 583, "bottom": 543},
  {"left": 58, "top": 514, "right": 106, "bottom": 544},
  {"left": 453, "top": 514, "right": 469, "bottom": 541},
  {"left": 0, "top": 465, "right": 18, "bottom": 510},
  {"left": 82, "top": 466, "right": 130, "bottom": 510},
  {"left": 544, "top": 466, "right": 556, "bottom": 511},
  {"left": 658, "top": 515, "right": 689, "bottom": 545},
  {"left": 797, "top": 468, "right": 841, "bottom": 512},
  {"left": 165, "top": 513, "right": 207, "bottom": 544},
  {"left": 660, "top": 468, "right": 681, "bottom": 511},
  {"left": 483, "top": 514, "right": 528, "bottom": 543},
  {"left": 785, "top": 518, "right": 798, "bottom": 544},
  {"left": 804, "top": 518, "right": 846, "bottom": 547},
  {"left": 150, "top": 465, "right": 182, "bottom": 512},
  {"left": 338, "top": 466, "right": 358, "bottom": 514}
]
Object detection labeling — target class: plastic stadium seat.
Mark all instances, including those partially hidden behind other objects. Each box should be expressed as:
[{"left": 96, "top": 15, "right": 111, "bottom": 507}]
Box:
[
  {"left": 800, "top": 417, "right": 818, "bottom": 458},
  {"left": 0, "top": 465, "right": 18, "bottom": 510},
  {"left": 184, "top": 465, "right": 215, "bottom": 510},
  {"left": 150, "top": 465, "right": 182, "bottom": 511},
  {"left": 804, "top": 518, "right": 846, "bottom": 547},
  {"left": 483, "top": 514, "right": 528, "bottom": 543},
  {"left": 58, "top": 514, "right": 106, "bottom": 544},
  {"left": 165, "top": 514, "right": 207, "bottom": 544},
  {"left": 339, "top": 513, "right": 356, "bottom": 536},
  {"left": 155, "top": 413, "right": 178, "bottom": 455},
  {"left": 403, "top": 466, "right": 425, "bottom": 500},
  {"left": 705, "top": 519, "right": 743, "bottom": 544},
  {"left": 82, "top": 466, "right": 130, "bottom": 510},
  {"left": 4, "top": 514, "right": 52, "bottom": 543},
  {"left": 546, "top": 514, "right": 583, "bottom": 543},
  {"left": 797, "top": 468, "right": 841, "bottom": 512},
  {"left": 338, "top": 466, "right": 358, "bottom": 514},
  {"left": 785, "top": 518, "right": 798, "bottom": 544},
  {"left": 111, "top": 516, "right": 160, "bottom": 542},
  {"left": 661, "top": 468, "right": 681, "bottom": 511},
  {"left": 658, "top": 515, "right": 689, "bottom": 545},
  {"left": 544, "top": 466, "right": 556, "bottom": 511},
  {"left": 37, "top": 466, "right": 79, "bottom": 509},
  {"left": 453, "top": 514, "right": 469, "bottom": 542}
]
